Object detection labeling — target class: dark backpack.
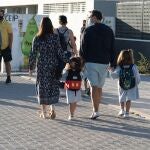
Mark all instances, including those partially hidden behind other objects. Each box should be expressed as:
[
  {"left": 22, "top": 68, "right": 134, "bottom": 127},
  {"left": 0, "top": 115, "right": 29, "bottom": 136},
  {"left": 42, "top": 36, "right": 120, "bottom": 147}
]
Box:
[
  {"left": 56, "top": 28, "right": 71, "bottom": 79},
  {"left": 57, "top": 28, "right": 68, "bottom": 51},
  {"left": 119, "top": 64, "right": 136, "bottom": 90},
  {"left": 65, "top": 69, "right": 82, "bottom": 91}
]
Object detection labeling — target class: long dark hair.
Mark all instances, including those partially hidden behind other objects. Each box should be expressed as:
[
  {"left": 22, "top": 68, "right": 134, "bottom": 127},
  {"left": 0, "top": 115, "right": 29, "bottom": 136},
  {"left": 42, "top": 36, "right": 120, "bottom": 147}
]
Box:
[{"left": 37, "top": 17, "right": 53, "bottom": 39}]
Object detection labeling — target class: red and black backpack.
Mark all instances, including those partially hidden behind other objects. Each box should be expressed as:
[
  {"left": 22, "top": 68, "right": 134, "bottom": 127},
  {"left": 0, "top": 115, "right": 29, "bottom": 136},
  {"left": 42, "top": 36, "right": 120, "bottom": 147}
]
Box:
[{"left": 65, "top": 69, "right": 82, "bottom": 91}]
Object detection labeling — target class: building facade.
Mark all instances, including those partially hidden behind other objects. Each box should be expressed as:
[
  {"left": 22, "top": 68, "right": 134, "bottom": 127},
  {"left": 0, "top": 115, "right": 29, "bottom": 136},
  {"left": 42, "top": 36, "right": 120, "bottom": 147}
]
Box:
[{"left": 0, "top": 0, "right": 149, "bottom": 60}]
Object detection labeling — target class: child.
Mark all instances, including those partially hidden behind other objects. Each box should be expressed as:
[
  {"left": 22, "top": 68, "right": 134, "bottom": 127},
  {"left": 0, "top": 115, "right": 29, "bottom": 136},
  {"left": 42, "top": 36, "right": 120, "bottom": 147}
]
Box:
[
  {"left": 110, "top": 49, "right": 140, "bottom": 118},
  {"left": 62, "top": 57, "right": 82, "bottom": 120}
]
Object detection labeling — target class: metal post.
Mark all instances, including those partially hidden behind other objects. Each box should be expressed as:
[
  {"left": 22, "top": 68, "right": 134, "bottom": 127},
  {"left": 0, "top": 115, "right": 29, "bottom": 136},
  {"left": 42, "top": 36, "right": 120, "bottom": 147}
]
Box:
[{"left": 141, "top": 0, "right": 144, "bottom": 39}]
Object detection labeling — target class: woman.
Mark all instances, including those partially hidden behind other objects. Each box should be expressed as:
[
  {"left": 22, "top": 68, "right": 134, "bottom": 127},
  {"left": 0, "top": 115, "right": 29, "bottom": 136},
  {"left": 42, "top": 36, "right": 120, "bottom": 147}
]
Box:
[{"left": 29, "top": 17, "right": 67, "bottom": 119}]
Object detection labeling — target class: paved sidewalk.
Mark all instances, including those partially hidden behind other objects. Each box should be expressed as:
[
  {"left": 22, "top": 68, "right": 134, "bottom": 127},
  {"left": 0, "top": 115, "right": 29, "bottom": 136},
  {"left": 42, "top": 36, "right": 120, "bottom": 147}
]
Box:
[{"left": 0, "top": 75, "right": 150, "bottom": 150}]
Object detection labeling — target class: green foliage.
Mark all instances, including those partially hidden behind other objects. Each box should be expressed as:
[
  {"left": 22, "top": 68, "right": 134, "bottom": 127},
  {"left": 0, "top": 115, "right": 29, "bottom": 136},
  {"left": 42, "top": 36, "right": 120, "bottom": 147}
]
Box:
[{"left": 137, "top": 52, "right": 150, "bottom": 74}]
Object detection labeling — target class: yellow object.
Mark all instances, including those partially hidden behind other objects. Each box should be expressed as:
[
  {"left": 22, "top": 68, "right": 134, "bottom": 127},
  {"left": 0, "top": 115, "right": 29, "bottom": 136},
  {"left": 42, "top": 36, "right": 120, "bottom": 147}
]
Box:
[{"left": 0, "top": 20, "right": 12, "bottom": 50}]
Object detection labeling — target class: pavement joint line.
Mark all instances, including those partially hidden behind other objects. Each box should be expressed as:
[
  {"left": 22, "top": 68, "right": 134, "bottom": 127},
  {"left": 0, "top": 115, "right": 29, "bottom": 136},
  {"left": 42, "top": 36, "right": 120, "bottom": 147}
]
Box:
[{"left": 20, "top": 75, "right": 150, "bottom": 120}]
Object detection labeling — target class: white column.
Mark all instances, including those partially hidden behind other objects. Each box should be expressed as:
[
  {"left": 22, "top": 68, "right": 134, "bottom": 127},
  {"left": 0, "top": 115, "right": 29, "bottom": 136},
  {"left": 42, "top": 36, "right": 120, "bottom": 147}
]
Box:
[{"left": 26, "top": 7, "right": 28, "bottom": 14}]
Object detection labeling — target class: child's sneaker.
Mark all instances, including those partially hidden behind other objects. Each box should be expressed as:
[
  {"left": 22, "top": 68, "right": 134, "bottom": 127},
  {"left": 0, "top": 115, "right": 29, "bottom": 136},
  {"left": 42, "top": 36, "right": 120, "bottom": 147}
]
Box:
[
  {"left": 118, "top": 110, "right": 125, "bottom": 117},
  {"left": 123, "top": 112, "right": 129, "bottom": 118},
  {"left": 68, "top": 115, "right": 74, "bottom": 121}
]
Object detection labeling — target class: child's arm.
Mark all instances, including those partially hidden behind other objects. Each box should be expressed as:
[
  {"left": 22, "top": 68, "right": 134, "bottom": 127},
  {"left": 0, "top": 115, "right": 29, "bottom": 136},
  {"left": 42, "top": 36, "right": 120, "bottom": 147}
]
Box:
[
  {"left": 61, "top": 69, "right": 68, "bottom": 81},
  {"left": 109, "top": 66, "right": 120, "bottom": 79},
  {"left": 133, "top": 65, "right": 141, "bottom": 85}
]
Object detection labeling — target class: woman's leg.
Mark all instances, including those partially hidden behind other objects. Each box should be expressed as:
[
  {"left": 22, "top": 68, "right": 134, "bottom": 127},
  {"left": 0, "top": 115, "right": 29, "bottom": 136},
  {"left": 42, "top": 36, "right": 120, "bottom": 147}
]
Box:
[
  {"left": 39, "top": 104, "right": 47, "bottom": 118},
  {"left": 49, "top": 104, "right": 56, "bottom": 119}
]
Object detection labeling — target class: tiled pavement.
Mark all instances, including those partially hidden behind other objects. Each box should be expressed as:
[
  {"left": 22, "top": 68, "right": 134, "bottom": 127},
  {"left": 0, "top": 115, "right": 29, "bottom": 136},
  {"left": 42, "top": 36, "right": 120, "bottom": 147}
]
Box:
[{"left": 0, "top": 75, "right": 150, "bottom": 150}]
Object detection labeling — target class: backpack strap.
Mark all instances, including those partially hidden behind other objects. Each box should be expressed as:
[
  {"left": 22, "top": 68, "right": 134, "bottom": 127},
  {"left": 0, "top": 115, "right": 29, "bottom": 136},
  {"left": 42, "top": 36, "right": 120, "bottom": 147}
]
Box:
[{"left": 57, "top": 28, "right": 68, "bottom": 35}]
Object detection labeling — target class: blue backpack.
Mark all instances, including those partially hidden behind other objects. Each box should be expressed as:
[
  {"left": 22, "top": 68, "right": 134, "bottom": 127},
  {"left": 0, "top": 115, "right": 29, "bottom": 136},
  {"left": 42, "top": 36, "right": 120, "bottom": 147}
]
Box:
[{"left": 119, "top": 64, "right": 136, "bottom": 90}]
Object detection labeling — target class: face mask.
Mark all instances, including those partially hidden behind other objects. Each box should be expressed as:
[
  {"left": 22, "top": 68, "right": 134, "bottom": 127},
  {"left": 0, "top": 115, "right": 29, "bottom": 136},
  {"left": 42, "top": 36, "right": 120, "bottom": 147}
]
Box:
[
  {"left": 87, "top": 18, "right": 95, "bottom": 27},
  {"left": 0, "top": 16, "right": 3, "bottom": 20}
]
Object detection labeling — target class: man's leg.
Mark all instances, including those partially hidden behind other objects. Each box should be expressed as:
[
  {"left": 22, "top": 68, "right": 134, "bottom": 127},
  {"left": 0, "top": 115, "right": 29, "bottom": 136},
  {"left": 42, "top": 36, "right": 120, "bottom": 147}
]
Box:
[
  {"left": 91, "top": 86, "right": 102, "bottom": 112},
  {"left": 5, "top": 61, "right": 11, "bottom": 83}
]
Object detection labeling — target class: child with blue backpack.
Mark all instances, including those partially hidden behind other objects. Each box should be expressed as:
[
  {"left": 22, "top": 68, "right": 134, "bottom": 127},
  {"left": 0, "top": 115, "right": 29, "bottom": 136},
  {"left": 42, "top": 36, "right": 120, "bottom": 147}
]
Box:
[
  {"left": 109, "top": 49, "right": 141, "bottom": 118},
  {"left": 62, "top": 57, "right": 83, "bottom": 120}
]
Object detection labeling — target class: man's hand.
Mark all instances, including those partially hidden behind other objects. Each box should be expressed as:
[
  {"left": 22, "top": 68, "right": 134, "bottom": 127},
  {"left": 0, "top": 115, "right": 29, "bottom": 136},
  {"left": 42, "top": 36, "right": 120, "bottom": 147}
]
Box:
[{"left": 107, "top": 66, "right": 114, "bottom": 72}]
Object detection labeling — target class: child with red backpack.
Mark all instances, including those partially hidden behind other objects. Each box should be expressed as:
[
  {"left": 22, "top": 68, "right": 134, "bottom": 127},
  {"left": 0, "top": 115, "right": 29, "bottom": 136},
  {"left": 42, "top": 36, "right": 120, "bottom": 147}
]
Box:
[
  {"left": 62, "top": 57, "right": 82, "bottom": 120},
  {"left": 109, "top": 49, "right": 141, "bottom": 118}
]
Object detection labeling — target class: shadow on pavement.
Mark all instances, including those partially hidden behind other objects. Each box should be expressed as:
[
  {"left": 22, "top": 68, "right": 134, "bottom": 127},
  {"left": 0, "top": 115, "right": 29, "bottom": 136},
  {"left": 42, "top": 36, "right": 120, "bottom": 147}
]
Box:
[{"left": 55, "top": 117, "right": 150, "bottom": 140}]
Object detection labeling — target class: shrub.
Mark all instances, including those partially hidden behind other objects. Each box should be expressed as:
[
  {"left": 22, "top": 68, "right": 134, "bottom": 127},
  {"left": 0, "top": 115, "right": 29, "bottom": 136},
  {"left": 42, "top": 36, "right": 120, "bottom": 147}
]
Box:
[{"left": 137, "top": 52, "right": 150, "bottom": 74}]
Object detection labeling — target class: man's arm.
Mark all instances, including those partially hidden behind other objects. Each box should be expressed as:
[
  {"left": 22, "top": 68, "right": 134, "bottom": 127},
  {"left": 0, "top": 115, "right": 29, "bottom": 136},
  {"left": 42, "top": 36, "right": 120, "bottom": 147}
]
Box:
[
  {"left": 8, "top": 33, "right": 13, "bottom": 49},
  {"left": 109, "top": 30, "right": 116, "bottom": 68},
  {"left": 79, "top": 29, "right": 88, "bottom": 60},
  {"left": 7, "top": 22, "right": 13, "bottom": 49}
]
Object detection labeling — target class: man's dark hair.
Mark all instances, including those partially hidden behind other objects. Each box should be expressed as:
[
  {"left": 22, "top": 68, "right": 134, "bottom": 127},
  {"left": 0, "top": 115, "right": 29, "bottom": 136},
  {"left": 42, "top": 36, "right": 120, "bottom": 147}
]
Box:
[
  {"left": 59, "top": 15, "right": 67, "bottom": 25},
  {"left": 91, "top": 10, "right": 102, "bottom": 21},
  {"left": 0, "top": 9, "right": 5, "bottom": 15}
]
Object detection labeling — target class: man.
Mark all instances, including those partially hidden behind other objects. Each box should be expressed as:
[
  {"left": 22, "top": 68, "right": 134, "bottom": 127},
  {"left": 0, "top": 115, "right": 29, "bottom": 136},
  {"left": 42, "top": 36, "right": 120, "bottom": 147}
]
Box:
[
  {"left": 0, "top": 9, "right": 13, "bottom": 83},
  {"left": 80, "top": 20, "right": 86, "bottom": 35},
  {"left": 80, "top": 10, "right": 116, "bottom": 119},
  {"left": 56, "top": 15, "right": 77, "bottom": 56}
]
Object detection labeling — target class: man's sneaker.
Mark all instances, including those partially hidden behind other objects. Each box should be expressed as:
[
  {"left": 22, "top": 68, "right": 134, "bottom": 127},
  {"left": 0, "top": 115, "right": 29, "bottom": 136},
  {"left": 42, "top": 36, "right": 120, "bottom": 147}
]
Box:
[
  {"left": 118, "top": 110, "right": 125, "bottom": 117},
  {"left": 5, "top": 77, "right": 11, "bottom": 84},
  {"left": 123, "top": 112, "right": 129, "bottom": 118},
  {"left": 90, "top": 112, "right": 100, "bottom": 120}
]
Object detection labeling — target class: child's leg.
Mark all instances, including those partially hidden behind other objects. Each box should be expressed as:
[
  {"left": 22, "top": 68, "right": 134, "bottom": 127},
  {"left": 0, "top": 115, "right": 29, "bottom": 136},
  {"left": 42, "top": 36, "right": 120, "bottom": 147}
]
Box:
[
  {"left": 69, "top": 102, "right": 77, "bottom": 116},
  {"left": 126, "top": 100, "right": 131, "bottom": 113},
  {"left": 84, "top": 78, "right": 88, "bottom": 90},
  {"left": 118, "top": 102, "right": 125, "bottom": 116},
  {"left": 120, "top": 102, "right": 125, "bottom": 111}
]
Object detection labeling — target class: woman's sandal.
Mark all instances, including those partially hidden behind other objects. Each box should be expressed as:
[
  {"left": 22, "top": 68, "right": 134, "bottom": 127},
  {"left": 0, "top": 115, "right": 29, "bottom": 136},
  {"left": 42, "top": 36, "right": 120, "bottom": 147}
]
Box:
[{"left": 49, "top": 110, "right": 56, "bottom": 119}]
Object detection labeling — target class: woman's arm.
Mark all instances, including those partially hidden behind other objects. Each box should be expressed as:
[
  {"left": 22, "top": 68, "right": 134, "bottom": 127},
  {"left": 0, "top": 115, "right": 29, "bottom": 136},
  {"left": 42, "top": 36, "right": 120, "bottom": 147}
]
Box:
[{"left": 29, "top": 36, "right": 39, "bottom": 71}]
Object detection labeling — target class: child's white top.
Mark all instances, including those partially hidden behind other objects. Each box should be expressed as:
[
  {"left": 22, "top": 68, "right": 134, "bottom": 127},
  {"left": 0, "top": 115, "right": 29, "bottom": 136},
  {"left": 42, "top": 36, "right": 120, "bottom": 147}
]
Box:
[
  {"left": 62, "top": 69, "right": 83, "bottom": 104},
  {"left": 110, "top": 64, "right": 141, "bottom": 102}
]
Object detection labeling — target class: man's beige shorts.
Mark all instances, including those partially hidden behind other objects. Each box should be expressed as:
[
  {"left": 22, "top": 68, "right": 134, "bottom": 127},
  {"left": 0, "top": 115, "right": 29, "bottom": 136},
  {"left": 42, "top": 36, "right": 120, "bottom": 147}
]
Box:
[{"left": 84, "top": 63, "right": 108, "bottom": 88}]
